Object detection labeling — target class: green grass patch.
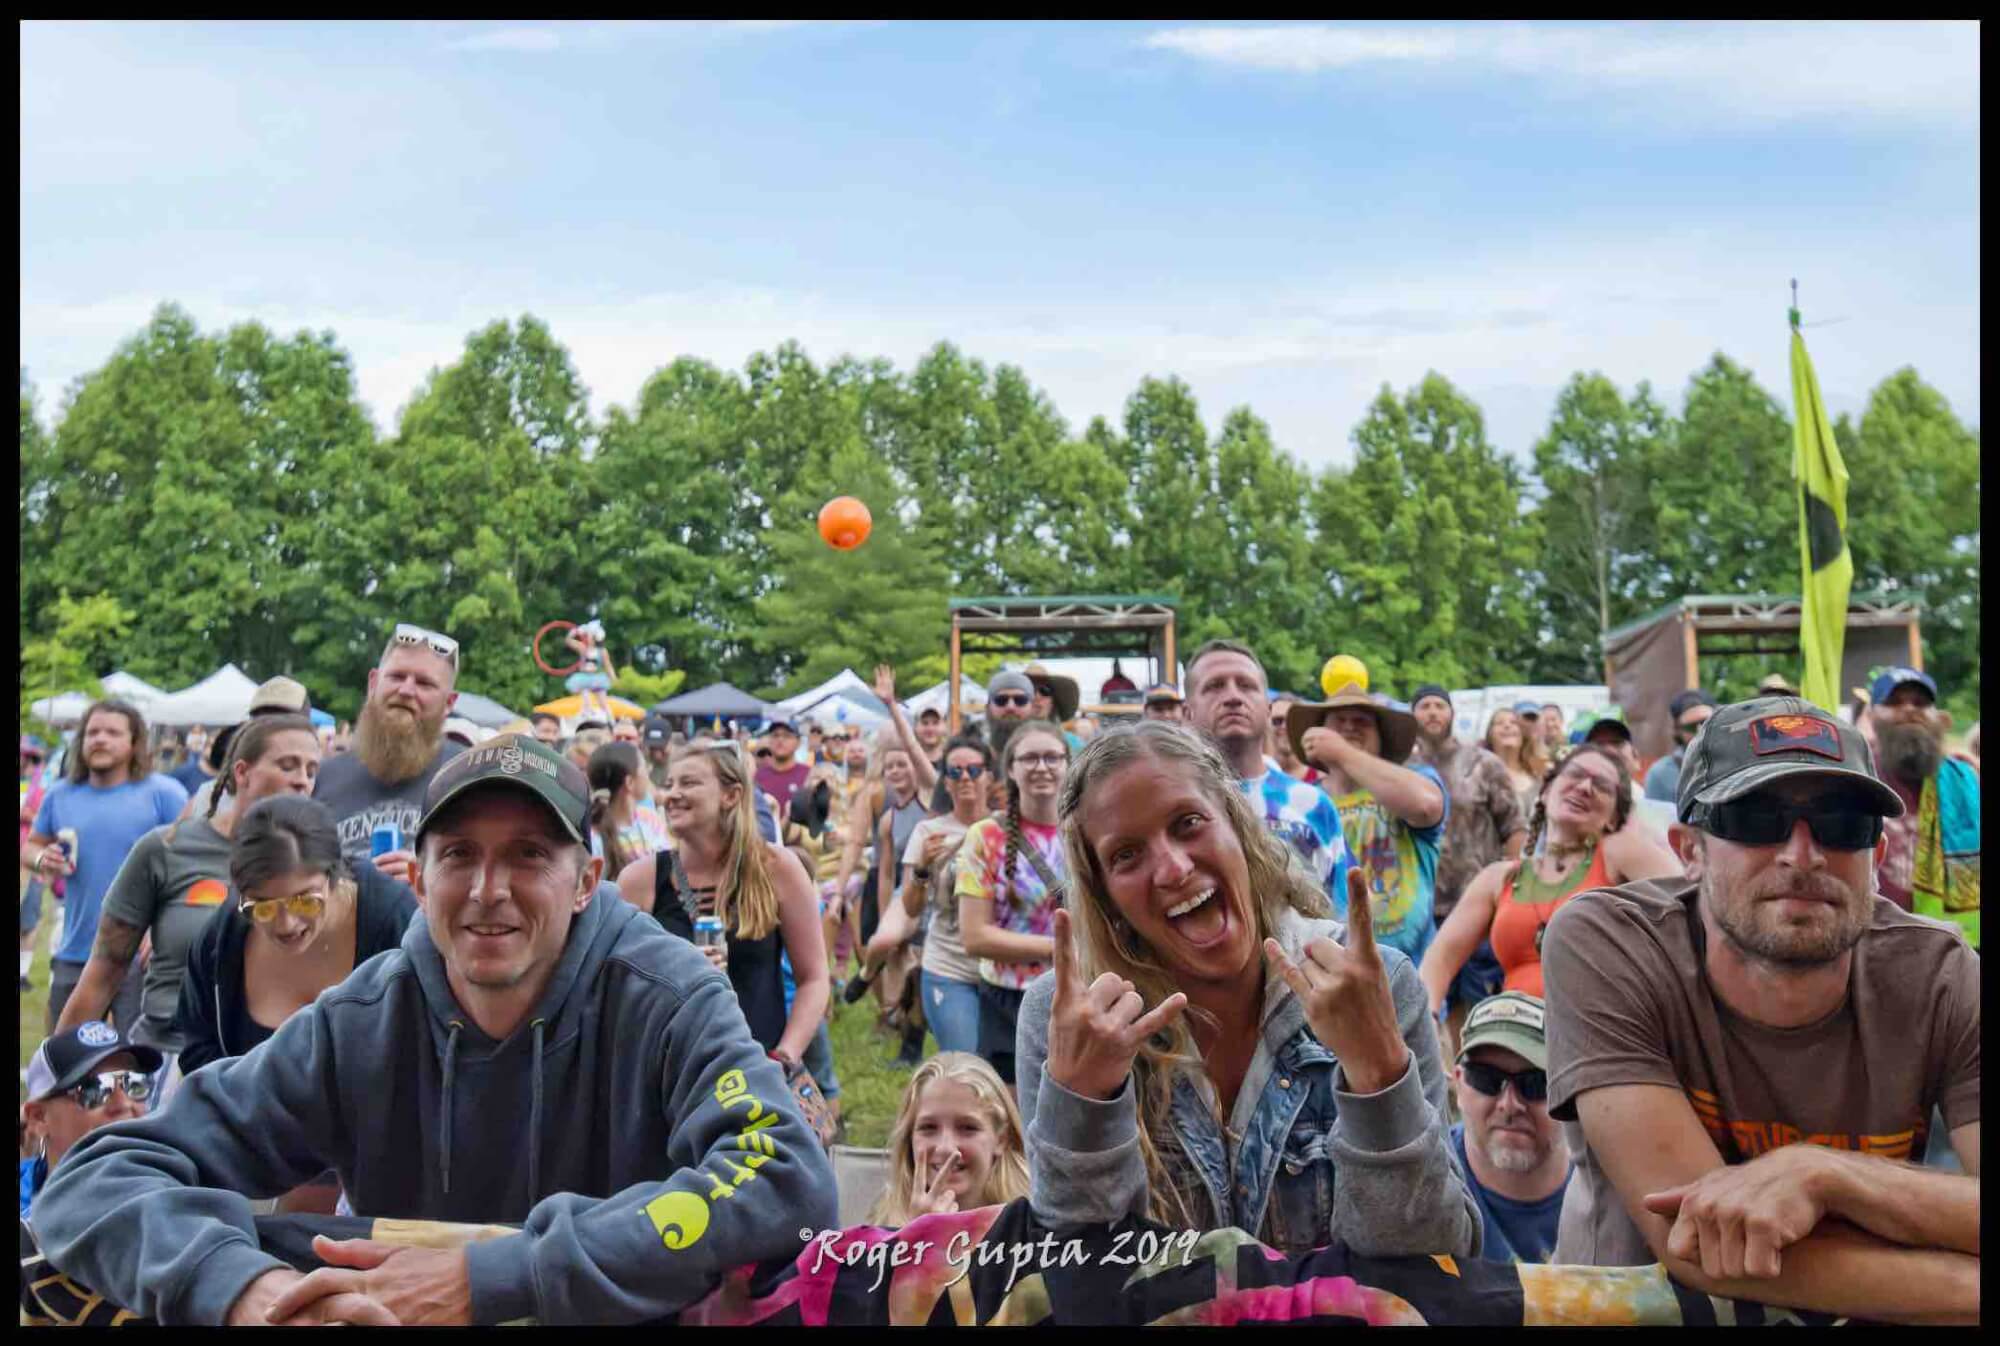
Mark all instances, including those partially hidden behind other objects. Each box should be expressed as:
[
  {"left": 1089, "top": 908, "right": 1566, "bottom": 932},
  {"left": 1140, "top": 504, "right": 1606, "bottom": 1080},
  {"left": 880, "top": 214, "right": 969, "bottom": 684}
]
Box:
[
  {"left": 20, "top": 891, "right": 55, "bottom": 1104},
  {"left": 822, "top": 988, "right": 931, "bottom": 1150}
]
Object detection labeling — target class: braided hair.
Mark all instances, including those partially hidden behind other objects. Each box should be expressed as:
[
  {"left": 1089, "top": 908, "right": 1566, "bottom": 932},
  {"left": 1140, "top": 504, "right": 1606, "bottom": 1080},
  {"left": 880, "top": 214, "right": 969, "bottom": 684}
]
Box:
[
  {"left": 1000, "top": 720, "right": 1068, "bottom": 904},
  {"left": 207, "top": 714, "right": 318, "bottom": 821},
  {"left": 1524, "top": 742, "right": 1634, "bottom": 858}
]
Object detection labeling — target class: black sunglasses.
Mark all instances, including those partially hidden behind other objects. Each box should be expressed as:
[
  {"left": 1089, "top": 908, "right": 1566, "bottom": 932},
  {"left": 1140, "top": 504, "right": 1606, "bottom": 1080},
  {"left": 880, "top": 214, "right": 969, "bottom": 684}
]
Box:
[
  {"left": 1460, "top": 1061, "right": 1547, "bottom": 1103},
  {"left": 755, "top": 749, "right": 773, "bottom": 759},
  {"left": 990, "top": 693, "right": 1031, "bottom": 709},
  {"left": 1691, "top": 796, "right": 1882, "bottom": 851},
  {"left": 942, "top": 764, "right": 989, "bottom": 781}
]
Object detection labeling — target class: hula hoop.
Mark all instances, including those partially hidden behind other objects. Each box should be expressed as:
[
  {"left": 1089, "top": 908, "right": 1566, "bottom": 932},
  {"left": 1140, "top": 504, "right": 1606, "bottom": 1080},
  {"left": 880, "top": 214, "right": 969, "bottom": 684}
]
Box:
[{"left": 533, "top": 620, "right": 584, "bottom": 677}]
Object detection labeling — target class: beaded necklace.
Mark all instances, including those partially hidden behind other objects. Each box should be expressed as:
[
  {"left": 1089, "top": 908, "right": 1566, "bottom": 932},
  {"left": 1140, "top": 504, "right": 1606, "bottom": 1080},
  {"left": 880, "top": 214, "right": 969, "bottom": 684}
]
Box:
[{"left": 1511, "top": 835, "right": 1600, "bottom": 954}]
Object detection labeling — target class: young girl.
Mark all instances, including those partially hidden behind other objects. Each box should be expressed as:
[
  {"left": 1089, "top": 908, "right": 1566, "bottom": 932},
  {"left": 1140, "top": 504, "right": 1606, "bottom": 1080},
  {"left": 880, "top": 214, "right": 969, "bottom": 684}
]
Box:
[
  {"left": 957, "top": 721, "right": 1070, "bottom": 1087},
  {"left": 868, "top": 1052, "right": 1030, "bottom": 1225}
]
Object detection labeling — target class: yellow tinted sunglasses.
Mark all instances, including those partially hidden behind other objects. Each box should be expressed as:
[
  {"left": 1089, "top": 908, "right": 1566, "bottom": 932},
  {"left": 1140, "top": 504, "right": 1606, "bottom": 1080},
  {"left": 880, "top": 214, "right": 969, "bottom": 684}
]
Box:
[{"left": 238, "top": 891, "right": 328, "bottom": 924}]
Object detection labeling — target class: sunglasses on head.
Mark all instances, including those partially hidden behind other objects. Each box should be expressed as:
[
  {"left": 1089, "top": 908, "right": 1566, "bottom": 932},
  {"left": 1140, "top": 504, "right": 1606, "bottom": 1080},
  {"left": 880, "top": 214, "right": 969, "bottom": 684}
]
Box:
[
  {"left": 240, "top": 889, "right": 328, "bottom": 925},
  {"left": 391, "top": 622, "right": 460, "bottom": 669},
  {"left": 1460, "top": 1061, "right": 1547, "bottom": 1103},
  {"left": 1689, "top": 795, "right": 1883, "bottom": 851},
  {"left": 942, "top": 763, "right": 989, "bottom": 781},
  {"left": 990, "top": 693, "right": 1031, "bottom": 709},
  {"left": 755, "top": 748, "right": 773, "bottom": 759},
  {"left": 67, "top": 1070, "right": 154, "bottom": 1109}
]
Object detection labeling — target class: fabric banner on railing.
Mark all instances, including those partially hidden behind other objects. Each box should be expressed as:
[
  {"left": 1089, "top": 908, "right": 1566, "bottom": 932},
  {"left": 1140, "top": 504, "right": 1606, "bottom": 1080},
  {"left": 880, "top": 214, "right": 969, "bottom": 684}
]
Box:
[{"left": 20, "top": 1200, "right": 1847, "bottom": 1327}]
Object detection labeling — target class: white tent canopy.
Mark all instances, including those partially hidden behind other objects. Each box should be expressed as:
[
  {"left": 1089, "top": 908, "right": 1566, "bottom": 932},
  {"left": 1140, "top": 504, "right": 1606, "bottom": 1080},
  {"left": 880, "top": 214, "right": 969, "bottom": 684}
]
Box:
[
  {"left": 788, "top": 689, "right": 890, "bottom": 733},
  {"left": 143, "top": 664, "right": 263, "bottom": 727},
  {"left": 773, "top": 668, "right": 874, "bottom": 717},
  {"left": 903, "top": 677, "right": 988, "bottom": 719},
  {"left": 27, "top": 691, "right": 92, "bottom": 726},
  {"left": 101, "top": 670, "right": 168, "bottom": 708}
]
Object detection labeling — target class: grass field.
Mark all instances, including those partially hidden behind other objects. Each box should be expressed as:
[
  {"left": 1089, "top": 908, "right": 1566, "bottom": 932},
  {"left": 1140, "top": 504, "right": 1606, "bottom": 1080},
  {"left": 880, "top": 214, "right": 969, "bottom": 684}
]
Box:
[
  {"left": 822, "top": 984, "right": 932, "bottom": 1150},
  {"left": 20, "top": 899, "right": 55, "bottom": 1104}
]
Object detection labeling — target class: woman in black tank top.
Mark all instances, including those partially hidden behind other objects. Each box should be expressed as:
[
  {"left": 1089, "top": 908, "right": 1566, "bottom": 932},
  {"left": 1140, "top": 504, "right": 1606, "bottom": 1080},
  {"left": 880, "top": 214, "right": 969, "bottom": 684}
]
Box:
[{"left": 612, "top": 741, "right": 828, "bottom": 1066}]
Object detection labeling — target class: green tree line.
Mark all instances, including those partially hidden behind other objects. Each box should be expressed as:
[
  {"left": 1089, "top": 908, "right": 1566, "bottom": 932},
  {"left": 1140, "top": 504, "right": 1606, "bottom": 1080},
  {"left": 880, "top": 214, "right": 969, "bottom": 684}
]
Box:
[{"left": 19, "top": 303, "right": 1981, "bottom": 725}]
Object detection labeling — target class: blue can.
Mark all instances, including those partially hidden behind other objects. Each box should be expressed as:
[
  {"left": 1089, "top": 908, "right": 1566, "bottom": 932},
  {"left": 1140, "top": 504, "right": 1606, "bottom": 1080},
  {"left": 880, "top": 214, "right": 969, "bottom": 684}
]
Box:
[
  {"left": 694, "top": 915, "right": 725, "bottom": 949},
  {"left": 370, "top": 824, "right": 403, "bottom": 858}
]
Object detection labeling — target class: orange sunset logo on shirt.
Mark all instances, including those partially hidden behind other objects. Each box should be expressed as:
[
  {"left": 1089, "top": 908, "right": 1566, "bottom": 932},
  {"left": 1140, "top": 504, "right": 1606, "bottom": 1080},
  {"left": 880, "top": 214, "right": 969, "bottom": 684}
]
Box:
[{"left": 186, "top": 879, "right": 228, "bottom": 907}]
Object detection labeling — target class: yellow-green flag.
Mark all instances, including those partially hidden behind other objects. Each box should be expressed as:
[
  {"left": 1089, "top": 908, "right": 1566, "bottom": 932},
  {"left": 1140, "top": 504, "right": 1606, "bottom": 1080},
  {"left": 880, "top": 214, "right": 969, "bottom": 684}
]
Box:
[{"left": 1790, "top": 321, "right": 1851, "bottom": 712}]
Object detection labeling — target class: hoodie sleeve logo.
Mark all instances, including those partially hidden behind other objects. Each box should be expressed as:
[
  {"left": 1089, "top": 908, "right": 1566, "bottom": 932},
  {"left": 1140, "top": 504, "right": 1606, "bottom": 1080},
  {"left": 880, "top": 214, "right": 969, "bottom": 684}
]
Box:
[{"left": 644, "top": 1189, "right": 710, "bottom": 1250}]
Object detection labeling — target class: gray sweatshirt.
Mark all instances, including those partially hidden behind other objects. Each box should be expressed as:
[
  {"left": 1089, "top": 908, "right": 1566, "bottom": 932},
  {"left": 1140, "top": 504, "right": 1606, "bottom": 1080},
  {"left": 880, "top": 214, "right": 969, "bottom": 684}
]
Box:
[
  {"left": 1017, "top": 907, "right": 1479, "bottom": 1259},
  {"left": 30, "top": 887, "right": 837, "bottom": 1324}
]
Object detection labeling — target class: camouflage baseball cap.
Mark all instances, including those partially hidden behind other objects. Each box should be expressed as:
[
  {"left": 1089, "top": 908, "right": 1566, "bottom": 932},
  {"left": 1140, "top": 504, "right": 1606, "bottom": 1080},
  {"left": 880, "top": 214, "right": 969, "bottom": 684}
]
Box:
[
  {"left": 1676, "top": 697, "right": 1903, "bottom": 823},
  {"left": 415, "top": 733, "right": 591, "bottom": 847}
]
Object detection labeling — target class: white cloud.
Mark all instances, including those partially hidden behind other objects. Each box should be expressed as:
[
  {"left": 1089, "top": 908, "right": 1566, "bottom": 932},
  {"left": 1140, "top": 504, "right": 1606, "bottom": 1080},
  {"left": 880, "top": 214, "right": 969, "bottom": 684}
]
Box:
[
  {"left": 1144, "top": 22, "right": 1979, "bottom": 126},
  {"left": 444, "top": 27, "right": 563, "bottom": 53}
]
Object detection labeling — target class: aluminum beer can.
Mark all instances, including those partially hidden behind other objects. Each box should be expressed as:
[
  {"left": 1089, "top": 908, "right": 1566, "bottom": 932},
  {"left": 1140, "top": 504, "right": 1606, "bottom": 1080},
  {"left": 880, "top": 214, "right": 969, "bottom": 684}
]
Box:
[
  {"left": 693, "top": 915, "right": 725, "bottom": 949},
  {"left": 370, "top": 824, "right": 403, "bottom": 857},
  {"left": 56, "top": 828, "right": 78, "bottom": 863}
]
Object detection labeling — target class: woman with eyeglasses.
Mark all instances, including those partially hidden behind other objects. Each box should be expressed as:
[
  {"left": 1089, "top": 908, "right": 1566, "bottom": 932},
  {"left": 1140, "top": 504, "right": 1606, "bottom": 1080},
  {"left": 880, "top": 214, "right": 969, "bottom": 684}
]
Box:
[
  {"left": 957, "top": 721, "right": 1072, "bottom": 1087},
  {"left": 52, "top": 715, "right": 325, "bottom": 1099},
  {"left": 173, "top": 794, "right": 418, "bottom": 1080},
  {"left": 1419, "top": 744, "right": 1681, "bottom": 1016},
  {"left": 19, "top": 1022, "right": 162, "bottom": 1218}
]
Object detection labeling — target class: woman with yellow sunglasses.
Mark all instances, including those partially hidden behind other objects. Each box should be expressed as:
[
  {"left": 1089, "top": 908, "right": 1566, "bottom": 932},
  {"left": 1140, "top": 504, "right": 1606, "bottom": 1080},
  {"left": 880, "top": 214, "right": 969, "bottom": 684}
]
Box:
[{"left": 172, "top": 795, "right": 416, "bottom": 1094}]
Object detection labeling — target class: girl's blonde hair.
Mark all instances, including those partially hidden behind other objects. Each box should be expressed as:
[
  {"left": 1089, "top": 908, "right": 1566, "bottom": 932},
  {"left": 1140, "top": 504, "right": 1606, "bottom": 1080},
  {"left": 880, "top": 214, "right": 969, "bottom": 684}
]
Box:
[
  {"left": 1056, "top": 720, "right": 1330, "bottom": 1228},
  {"left": 671, "top": 742, "right": 780, "bottom": 941},
  {"left": 868, "top": 1052, "right": 1030, "bottom": 1225}
]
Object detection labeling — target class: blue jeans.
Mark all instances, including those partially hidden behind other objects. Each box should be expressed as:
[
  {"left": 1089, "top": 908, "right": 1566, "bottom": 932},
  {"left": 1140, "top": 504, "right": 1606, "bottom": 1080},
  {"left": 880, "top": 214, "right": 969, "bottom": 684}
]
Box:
[
  {"left": 1445, "top": 940, "right": 1505, "bottom": 1014},
  {"left": 922, "top": 970, "right": 982, "bottom": 1057},
  {"left": 801, "top": 1020, "right": 840, "bottom": 1101}
]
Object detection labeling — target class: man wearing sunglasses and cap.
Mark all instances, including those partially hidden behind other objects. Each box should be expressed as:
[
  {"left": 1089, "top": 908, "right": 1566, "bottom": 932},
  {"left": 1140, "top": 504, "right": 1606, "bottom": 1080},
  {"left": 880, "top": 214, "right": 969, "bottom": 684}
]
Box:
[
  {"left": 1449, "top": 992, "right": 1572, "bottom": 1264},
  {"left": 20, "top": 1021, "right": 162, "bottom": 1219},
  {"left": 32, "top": 733, "right": 835, "bottom": 1325},
  {"left": 1541, "top": 698, "right": 1979, "bottom": 1323},
  {"left": 313, "top": 623, "right": 467, "bottom": 878}
]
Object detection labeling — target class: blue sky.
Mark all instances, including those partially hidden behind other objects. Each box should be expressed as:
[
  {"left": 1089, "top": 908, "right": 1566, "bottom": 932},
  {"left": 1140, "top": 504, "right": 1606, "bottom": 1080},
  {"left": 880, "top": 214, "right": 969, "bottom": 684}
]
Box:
[{"left": 20, "top": 20, "right": 1980, "bottom": 468}]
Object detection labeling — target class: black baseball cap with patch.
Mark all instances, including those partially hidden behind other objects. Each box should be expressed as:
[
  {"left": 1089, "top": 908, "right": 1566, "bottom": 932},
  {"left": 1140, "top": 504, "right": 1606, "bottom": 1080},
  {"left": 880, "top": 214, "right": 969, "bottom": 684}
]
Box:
[
  {"left": 1676, "top": 697, "right": 1903, "bottom": 823},
  {"left": 415, "top": 733, "right": 591, "bottom": 848}
]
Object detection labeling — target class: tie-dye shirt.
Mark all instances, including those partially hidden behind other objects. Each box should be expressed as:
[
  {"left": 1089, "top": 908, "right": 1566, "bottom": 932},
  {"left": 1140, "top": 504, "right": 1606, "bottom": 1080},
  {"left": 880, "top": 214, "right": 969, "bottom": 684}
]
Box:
[
  {"left": 1329, "top": 763, "right": 1449, "bottom": 966},
  {"left": 1239, "top": 759, "right": 1354, "bottom": 903},
  {"left": 955, "top": 815, "right": 1065, "bottom": 991}
]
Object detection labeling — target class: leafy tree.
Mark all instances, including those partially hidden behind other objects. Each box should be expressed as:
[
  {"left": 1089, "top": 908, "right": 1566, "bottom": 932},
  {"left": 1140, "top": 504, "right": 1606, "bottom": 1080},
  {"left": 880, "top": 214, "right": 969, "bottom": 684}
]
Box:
[
  {"left": 751, "top": 439, "right": 950, "bottom": 692},
  {"left": 20, "top": 592, "right": 132, "bottom": 734},
  {"left": 1526, "top": 373, "right": 1674, "bottom": 682},
  {"left": 1312, "top": 374, "right": 1538, "bottom": 694},
  {"left": 1839, "top": 369, "right": 1981, "bottom": 716},
  {"left": 610, "top": 667, "right": 688, "bottom": 707}
]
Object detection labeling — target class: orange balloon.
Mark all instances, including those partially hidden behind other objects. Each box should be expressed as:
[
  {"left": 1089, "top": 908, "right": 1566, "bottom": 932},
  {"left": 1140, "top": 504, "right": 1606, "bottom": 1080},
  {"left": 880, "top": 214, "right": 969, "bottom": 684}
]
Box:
[{"left": 817, "top": 496, "right": 873, "bottom": 551}]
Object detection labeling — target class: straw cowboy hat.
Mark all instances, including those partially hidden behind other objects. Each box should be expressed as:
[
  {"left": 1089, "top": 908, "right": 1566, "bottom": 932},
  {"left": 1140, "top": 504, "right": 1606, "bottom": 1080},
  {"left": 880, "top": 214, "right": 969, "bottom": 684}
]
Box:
[
  {"left": 1021, "top": 663, "right": 1081, "bottom": 723},
  {"left": 1286, "top": 686, "right": 1420, "bottom": 767}
]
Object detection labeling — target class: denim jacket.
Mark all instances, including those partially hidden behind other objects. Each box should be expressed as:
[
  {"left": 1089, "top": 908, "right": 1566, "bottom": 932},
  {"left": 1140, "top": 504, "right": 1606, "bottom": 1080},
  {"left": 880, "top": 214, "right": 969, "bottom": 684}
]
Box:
[{"left": 1017, "top": 908, "right": 1480, "bottom": 1258}]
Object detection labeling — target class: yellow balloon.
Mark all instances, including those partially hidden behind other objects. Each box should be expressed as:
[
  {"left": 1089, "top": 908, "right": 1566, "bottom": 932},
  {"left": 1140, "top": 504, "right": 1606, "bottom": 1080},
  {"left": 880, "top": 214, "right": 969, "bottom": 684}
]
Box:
[{"left": 1320, "top": 654, "right": 1369, "bottom": 698}]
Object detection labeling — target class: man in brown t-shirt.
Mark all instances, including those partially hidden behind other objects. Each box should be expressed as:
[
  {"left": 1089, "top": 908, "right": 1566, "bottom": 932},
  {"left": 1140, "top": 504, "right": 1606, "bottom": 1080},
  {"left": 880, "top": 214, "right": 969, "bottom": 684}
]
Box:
[{"left": 1543, "top": 697, "right": 1979, "bottom": 1324}]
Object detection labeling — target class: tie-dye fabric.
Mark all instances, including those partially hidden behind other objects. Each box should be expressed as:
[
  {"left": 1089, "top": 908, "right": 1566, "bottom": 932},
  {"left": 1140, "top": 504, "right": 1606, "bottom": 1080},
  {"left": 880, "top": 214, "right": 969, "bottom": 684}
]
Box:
[
  {"left": 20, "top": 1203, "right": 1851, "bottom": 1326},
  {"left": 1240, "top": 760, "right": 1354, "bottom": 902},
  {"left": 954, "top": 816, "right": 1065, "bottom": 990},
  {"left": 1330, "top": 763, "right": 1448, "bottom": 966}
]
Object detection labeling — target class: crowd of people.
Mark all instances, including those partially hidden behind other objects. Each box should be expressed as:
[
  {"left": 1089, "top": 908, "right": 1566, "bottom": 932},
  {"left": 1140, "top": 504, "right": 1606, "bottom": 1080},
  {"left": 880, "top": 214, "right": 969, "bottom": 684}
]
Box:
[{"left": 14, "top": 625, "right": 1982, "bottom": 1324}]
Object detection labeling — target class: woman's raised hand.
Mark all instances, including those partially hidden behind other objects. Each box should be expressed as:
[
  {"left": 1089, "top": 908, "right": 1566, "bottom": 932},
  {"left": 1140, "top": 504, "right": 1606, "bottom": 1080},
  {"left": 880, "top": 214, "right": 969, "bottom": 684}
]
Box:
[{"left": 1044, "top": 908, "right": 1187, "bottom": 1102}]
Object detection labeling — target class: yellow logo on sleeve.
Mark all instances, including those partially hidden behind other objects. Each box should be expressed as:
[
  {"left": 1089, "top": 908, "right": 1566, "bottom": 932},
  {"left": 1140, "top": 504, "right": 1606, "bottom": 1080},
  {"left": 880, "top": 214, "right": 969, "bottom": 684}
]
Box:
[{"left": 644, "top": 1190, "right": 710, "bottom": 1250}]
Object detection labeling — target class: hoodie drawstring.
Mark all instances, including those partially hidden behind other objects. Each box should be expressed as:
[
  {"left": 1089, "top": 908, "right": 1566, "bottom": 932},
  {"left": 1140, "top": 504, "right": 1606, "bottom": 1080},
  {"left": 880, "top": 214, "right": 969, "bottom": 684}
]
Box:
[
  {"left": 441, "top": 1020, "right": 464, "bottom": 1196},
  {"left": 528, "top": 1018, "right": 547, "bottom": 1202}
]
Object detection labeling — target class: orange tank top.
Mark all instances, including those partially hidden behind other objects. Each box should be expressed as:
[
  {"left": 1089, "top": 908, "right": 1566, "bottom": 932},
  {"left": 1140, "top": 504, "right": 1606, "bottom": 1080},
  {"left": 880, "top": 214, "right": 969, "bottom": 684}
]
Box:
[{"left": 1489, "top": 842, "right": 1614, "bottom": 998}]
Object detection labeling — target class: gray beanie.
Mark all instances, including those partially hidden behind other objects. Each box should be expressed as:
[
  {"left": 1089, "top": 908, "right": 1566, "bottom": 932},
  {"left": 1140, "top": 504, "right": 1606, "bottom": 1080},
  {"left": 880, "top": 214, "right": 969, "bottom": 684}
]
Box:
[{"left": 988, "top": 670, "right": 1034, "bottom": 698}]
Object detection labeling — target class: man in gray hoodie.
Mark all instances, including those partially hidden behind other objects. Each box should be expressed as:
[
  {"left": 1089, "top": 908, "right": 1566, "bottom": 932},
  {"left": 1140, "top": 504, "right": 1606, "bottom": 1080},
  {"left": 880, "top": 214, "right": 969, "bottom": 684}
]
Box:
[{"left": 30, "top": 733, "right": 837, "bottom": 1325}]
